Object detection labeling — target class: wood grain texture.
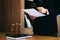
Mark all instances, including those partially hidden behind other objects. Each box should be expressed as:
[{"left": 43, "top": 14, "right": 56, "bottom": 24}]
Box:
[
  {"left": 0, "top": 0, "right": 1, "bottom": 32},
  {"left": 1, "top": 0, "right": 24, "bottom": 32},
  {"left": 57, "top": 16, "right": 60, "bottom": 37},
  {"left": 0, "top": 33, "right": 60, "bottom": 40}
]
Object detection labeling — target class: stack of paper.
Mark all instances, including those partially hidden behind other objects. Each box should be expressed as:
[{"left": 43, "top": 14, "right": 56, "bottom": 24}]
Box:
[{"left": 23, "top": 8, "right": 46, "bottom": 17}]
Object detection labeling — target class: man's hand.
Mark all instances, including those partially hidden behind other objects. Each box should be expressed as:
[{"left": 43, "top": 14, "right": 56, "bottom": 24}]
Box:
[
  {"left": 29, "top": 7, "right": 48, "bottom": 20},
  {"left": 37, "top": 7, "right": 48, "bottom": 14}
]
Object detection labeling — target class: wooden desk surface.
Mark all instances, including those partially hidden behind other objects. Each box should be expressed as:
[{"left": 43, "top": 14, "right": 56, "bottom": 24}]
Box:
[{"left": 0, "top": 33, "right": 60, "bottom": 40}]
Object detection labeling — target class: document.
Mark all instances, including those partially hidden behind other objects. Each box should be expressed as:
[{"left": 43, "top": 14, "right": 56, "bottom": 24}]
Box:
[{"left": 23, "top": 8, "right": 46, "bottom": 17}]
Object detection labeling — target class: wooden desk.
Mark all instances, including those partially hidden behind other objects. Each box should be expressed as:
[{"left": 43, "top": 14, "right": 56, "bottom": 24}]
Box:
[
  {"left": 0, "top": 33, "right": 60, "bottom": 40},
  {"left": 28, "top": 36, "right": 60, "bottom": 40}
]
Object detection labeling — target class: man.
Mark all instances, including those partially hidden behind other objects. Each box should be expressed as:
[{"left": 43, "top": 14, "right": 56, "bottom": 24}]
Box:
[
  {"left": 25, "top": 0, "right": 60, "bottom": 36},
  {"left": 32, "top": 0, "right": 60, "bottom": 36}
]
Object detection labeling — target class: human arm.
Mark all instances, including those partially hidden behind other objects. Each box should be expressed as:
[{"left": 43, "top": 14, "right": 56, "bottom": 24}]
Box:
[
  {"left": 29, "top": 0, "right": 48, "bottom": 20},
  {"left": 29, "top": 0, "right": 60, "bottom": 20},
  {"left": 33, "top": 0, "right": 60, "bottom": 15}
]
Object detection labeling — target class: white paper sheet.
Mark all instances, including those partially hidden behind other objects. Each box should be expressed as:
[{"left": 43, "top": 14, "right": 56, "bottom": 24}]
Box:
[{"left": 23, "top": 8, "right": 46, "bottom": 17}]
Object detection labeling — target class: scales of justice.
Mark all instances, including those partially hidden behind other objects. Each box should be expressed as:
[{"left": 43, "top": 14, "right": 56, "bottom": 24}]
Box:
[{"left": 6, "top": 14, "right": 33, "bottom": 40}]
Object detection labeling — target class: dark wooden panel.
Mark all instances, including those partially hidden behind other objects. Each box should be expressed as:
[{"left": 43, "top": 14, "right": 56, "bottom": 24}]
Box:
[
  {"left": 5, "top": 0, "right": 21, "bottom": 32},
  {"left": 0, "top": 0, "right": 1, "bottom": 32},
  {"left": 1, "top": 0, "right": 21, "bottom": 32},
  {"left": 1, "top": 0, "right": 6, "bottom": 32}
]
